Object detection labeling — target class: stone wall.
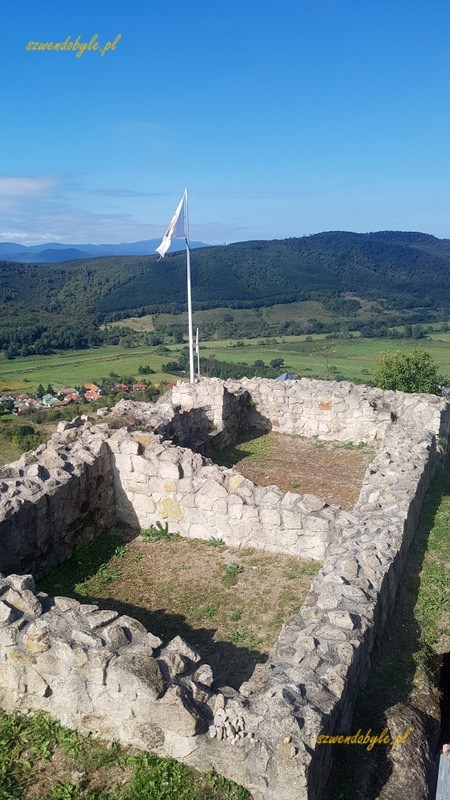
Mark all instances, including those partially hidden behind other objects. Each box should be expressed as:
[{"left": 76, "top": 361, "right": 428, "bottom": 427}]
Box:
[
  {"left": 1, "top": 378, "right": 450, "bottom": 800},
  {"left": 0, "top": 572, "right": 227, "bottom": 751},
  {"left": 110, "top": 428, "right": 340, "bottom": 561},
  {"left": 0, "top": 417, "right": 114, "bottom": 577},
  {"left": 226, "top": 377, "right": 447, "bottom": 443}
]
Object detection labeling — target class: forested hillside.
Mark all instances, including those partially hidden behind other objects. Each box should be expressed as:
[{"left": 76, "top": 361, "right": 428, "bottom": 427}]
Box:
[
  {"left": 94, "top": 231, "right": 450, "bottom": 315},
  {"left": 1, "top": 231, "right": 449, "bottom": 356}
]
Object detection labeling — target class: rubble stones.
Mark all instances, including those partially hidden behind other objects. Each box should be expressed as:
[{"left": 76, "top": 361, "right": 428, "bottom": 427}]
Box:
[{"left": 0, "top": 572, "right": 215, "bottom": 751}]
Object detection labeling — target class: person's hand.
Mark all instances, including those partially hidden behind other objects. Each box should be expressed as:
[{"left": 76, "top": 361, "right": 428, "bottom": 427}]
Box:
[{"left": 443, "top": 743, "right": 450, "bottom": 756}]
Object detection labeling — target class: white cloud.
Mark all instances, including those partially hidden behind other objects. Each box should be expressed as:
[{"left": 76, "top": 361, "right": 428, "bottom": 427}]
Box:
[
  {"left": 0, "top": 230, "right": 31, "bottom": 240},
  {"left": 0, "top": 175, "right": 64, "bottom": 216},
  {"left": 0, "top": 197, "right": 255, "bottom": 244},
  {"left": 0, "top": 175, "right": 59, "bottom": 198}
]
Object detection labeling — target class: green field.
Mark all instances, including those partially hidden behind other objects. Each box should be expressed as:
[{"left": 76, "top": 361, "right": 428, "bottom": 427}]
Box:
[
  {"left": 108, "top": 299, "right": 343, "bottom": 333},
  {"left": 202, "top": 335, "right": 450, "bottom": 382},
  {"left": 0, "top": 345, "right": 181, "bottom": 392},
  {"left": 0, "top": 334, "right": 449, "bottom": 395}
]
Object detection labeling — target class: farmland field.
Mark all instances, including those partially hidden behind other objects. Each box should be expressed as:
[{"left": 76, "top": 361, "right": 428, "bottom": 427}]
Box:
[
  {"left": 202, "top": 335, "right": 450, "bottom": 382},
  {"left": 108, "top": 299, "right": 343, "bottom": 332},
  {"left": 0, "top": 345, "right": 181, "bottom": 393},
  {"left": 106, "top": 296, "right": 416, "bottom": 334},
  {"left": 0, "top": 334, "right": 449, "bottom": 394}
]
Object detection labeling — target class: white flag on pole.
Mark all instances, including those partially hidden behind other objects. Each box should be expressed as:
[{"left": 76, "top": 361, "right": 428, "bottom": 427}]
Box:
[{"left": 155, "top": 194, "right": 186, "bottom": 258}]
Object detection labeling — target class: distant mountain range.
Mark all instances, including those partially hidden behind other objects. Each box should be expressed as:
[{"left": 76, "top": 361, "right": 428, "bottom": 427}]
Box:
[{"left": 0, "top": 239, "right": 208, "bottom": 263}]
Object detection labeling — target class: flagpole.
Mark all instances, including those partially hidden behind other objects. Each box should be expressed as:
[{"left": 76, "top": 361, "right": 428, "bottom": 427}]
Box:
[
  {"left": 196, "top": 327, "right": 201, "bottom": 381},
  {"left": 184, "top": 188, "right": 195, "bottom": 384}
]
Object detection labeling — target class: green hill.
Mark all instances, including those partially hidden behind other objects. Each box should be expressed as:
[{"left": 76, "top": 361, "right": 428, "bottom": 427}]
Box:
[
  {"left": 93, "top": 231, "right": 450, "bottom": 315},
  {"left": 1, "top": 231, "right": 450, "bottom": 355}
]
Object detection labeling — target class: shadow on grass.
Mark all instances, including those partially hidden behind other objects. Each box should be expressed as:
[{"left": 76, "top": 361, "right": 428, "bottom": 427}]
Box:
[
  {"left": 38, "top": 528, "right": 267, "bottom": 690},
  {"left": 323, "top": 458, "right": 450, "bottom": 800},
  {"left": 211, "top": 428, "right": 269, "bottom": 469}
]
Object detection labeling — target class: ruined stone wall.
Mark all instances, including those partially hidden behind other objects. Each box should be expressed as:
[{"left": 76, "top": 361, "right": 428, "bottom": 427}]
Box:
[
  {"left": 225, "top": 377, "right": 447, "bottom": 443},
  {"left": 172, "top": 377, "right": 395, "bottom": 442},
  {"left": 110, "top": 428, "right": 340, "bottom": 561},
  {"left": 237, "top": 422, "right": 449, "bottom": 800},
  {"left": 0, "top": 572, "right": 227, "bottom": 754},
  {"left": 0, "top": 418, "right": 114, "bottom": 577},
  {"left": 1, "top": 379, "right": 450, "bottom": 800}
]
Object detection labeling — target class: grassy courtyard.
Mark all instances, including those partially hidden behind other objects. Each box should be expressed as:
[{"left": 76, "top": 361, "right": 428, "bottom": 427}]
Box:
[
  {"left": 39, "top": 529, "right": 320, "bottom": 690},
  {"left": 213, "top": 429, "right": 374, "bottom": 510}
]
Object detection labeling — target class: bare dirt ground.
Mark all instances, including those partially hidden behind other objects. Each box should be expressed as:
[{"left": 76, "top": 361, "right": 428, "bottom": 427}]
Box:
[{"left": 214, "top": 430, "right": 375, "bottom": 510}]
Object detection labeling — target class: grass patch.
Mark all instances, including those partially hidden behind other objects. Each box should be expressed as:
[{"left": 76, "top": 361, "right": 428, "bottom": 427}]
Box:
[
  {"left": 38, "top": 532, "right": 320, "bottom": 689},
  {"left": 0, "top": 431, "right": 22, "bottom": 466},
  {"left": 213, "top": 429, "right": 374, "bottom": 510},
  {"left": 0, "top": 710, "right": 249, "bottom": 800},
  {"left": 0, "top": 418, "right": 49, "bottom": 467},
  {"left": 141, "top": 522, "right": 181, "bottom": 543},
  {"left": 213, "top": 428, "right": 271, "bottom": 470},
  {"left": 208, "top": 537, "right": 225, "bottom": 548},
  {"left": 222, "top": 564, "right": 244, "bottom": 587},
  {"left": 39, "top": 533, "right": 124, "bottom": 598}
]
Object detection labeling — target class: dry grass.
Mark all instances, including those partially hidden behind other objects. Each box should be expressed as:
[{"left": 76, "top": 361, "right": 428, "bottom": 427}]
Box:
[
  {"left": 40, "top": 531, "right": 320, "bottom": 689},
  {"left": 214, "top": 430, "right": 375, "bottom": 510}
]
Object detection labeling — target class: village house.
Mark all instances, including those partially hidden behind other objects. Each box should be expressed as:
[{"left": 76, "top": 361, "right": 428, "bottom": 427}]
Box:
[
  {"left": 12, "top": 394, "right": 47, "bottom": 413},
  {"left": 42, "top": 393, "right": 61, "bottom": 407},
  {"left": 84, "top": 390, "right": 100, "bottom": 401}
]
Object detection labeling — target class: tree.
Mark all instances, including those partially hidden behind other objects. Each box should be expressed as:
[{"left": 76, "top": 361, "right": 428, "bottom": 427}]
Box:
[
  {"left": 138, "top": 365, "right": 155, "bottom": 375},
  {"left": 374, "top": 347, "right": 441, "bottom": 394},
  {"left": 253, "top": 359, "right": 266, "bottom": 376},
  {"left": 314, "top": 342, "right": 336, "bottom": 380},
  {"left": 0, "top": 399, "right": 14, "bottom": 414},
  {"left": 270, "top": 357, "right": 284, "bottom": 369}
]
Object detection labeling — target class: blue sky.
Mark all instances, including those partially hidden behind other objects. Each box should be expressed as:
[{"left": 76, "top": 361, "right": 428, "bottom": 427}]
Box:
[{"left": 1, "top": 0, "right": 450, "bottom": 244}]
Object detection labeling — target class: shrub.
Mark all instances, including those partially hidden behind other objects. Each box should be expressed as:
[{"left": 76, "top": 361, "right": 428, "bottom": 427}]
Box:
[{"left": 374, "top": 347, "right": 441, "bottom": 394}]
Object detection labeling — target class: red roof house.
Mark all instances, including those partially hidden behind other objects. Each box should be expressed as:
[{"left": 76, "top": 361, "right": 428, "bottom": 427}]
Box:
[{"left": 85, "top": 390, "right": 100, "bottom": 401}]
